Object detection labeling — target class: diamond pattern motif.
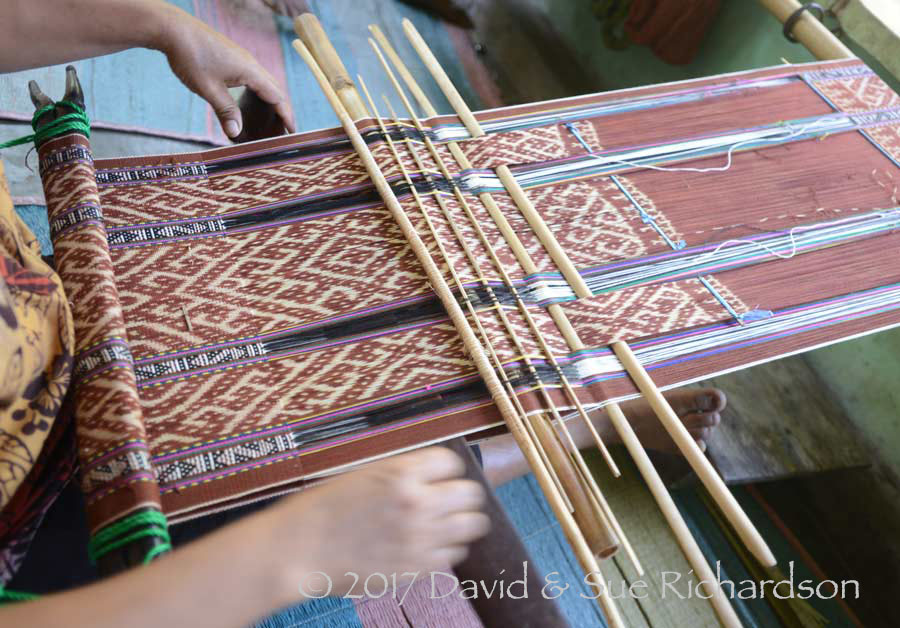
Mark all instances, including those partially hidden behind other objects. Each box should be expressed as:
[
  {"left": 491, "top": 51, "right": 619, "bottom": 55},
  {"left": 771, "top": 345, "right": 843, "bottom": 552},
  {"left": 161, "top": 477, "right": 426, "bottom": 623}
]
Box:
[{"left": 566, "top": 277, "right": 745, "bottom": 345}]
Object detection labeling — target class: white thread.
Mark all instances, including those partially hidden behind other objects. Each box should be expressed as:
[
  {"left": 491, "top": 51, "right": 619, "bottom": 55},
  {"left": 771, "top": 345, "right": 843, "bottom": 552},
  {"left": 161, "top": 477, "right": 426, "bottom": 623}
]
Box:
[
  {"left": 601, "top": 117, "right": 841, "bottom": 174},
  {"left": 696, "top": 210, "right": 900, "bottom": 262}
]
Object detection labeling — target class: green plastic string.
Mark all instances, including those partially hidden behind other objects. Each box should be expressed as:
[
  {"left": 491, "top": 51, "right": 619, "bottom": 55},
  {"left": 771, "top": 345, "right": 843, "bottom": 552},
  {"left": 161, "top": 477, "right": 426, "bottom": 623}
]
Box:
[
  {"left": 0, "top": 586, "right": 39, "bottom": 605},
  {"left": 88, "top": 509, "right": 172, "bottom": 565},
  {"left": 0, "top": 510, "right": 171, "bottom": 605},
  {"left": 0, "top": 100, "right": 90, "bottom": 150},
  {"left": 89, "top": 510, "right": 168, "bottom": 548}
]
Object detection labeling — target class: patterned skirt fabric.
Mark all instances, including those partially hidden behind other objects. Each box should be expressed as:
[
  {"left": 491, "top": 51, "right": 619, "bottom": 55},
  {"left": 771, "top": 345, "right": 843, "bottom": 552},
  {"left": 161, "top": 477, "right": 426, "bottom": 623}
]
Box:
[
  {"left": 36, "top": 58, "right": 900, "bottom": 532},
  {"left": 0, "top": 159, "right": 75, "bottom": 583}
]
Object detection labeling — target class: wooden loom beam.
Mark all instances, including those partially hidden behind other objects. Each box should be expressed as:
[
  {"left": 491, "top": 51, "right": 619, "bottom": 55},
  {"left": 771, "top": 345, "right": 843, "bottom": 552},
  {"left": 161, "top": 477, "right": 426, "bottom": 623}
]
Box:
[{"left": 759, "top": 0, "right": 854, "bottom": 60}]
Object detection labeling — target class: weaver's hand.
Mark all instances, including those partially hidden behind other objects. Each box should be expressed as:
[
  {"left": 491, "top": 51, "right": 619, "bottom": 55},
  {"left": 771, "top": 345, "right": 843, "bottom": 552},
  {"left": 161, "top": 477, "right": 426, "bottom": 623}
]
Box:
[
  {"left": 269, "top": 447, "right": 490, "bottom": 599},
  {"left": 156, "top": 4, "right": 295, "bottom": 138},
  {"left": 261, "top": 0, "right": 310, "bottom": 16}
]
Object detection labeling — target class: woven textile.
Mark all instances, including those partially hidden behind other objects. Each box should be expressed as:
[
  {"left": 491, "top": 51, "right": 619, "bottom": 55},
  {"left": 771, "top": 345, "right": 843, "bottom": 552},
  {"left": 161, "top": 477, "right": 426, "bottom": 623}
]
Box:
[{"left": 37, "top": 58, "right": 900, "bottom": 530}]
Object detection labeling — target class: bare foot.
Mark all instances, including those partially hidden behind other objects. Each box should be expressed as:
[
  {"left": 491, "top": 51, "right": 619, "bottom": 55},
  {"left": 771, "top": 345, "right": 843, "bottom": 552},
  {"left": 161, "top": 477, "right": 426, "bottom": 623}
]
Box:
[
  {"left": 611, "top": 387, "right": 725, "bottom": 453},
  {"left": 481, "top": 388, "right": 726, "bottom": 486}
]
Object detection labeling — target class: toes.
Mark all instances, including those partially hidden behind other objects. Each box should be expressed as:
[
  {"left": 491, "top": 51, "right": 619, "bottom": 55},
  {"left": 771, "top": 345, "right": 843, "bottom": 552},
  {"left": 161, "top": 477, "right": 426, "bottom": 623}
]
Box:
[
  {"left": 695, "top": 388, "right": 726, "bottom": 413},
  {"left": 683, "top": 411, "right": 720, "bottom": 429},
  {"left": 686, "top": 424, "right": 712, "bottom": 441},
  {"left": 663, "top": 387, "right": 726, "bottom": 415},
  {"left": 664, "top": 388, "right": 704, "bottom": 415}
]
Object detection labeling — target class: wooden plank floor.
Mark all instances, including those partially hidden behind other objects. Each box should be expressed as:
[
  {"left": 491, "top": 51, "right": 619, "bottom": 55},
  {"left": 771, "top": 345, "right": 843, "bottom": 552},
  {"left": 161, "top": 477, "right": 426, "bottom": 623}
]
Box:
[{"left": 692, "top": 356, "right": 869, "bottom": 484}]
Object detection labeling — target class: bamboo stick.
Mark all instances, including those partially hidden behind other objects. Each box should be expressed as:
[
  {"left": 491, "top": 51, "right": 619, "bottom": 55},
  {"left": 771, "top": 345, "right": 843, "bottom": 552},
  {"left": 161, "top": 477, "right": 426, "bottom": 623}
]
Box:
[
  {"left": 606, "top": 404, "right": 742, "bottom": 627},
  {"left": 530, "top": 412, "right": 620, "bottom": 558},
  {"left": 369, "top": 24, "right": 438, "bottom": 118},
  {"left": 294, "top": 14, "right": 370, "bottom": 120},
  {"left": 758, "top": 0, "right": 854, "bottom": 60},
  {"left": 495, "top": 165, "right": 594, "bottom": 299},
  {"left": 611, "top": 340, "right": 777, "bottom": 568},
  {"left": 401, "top": 18, "right": 484, "bottom": 137}
]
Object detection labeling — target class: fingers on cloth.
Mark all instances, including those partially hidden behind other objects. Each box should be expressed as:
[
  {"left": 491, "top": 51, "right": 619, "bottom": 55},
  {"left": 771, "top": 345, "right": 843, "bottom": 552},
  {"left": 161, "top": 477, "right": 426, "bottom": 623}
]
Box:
[
  {"left": 402, "top": 447, "right": 467, "bottom": 483},
  {"left": 432, "top": 511, "right": 492, "bottom": 546},
  {"left": 423, "top": 479, "right": 486, "bottom": 517},
  {"left": 242, "top": 71, "right": 296, "bottom": 133}
]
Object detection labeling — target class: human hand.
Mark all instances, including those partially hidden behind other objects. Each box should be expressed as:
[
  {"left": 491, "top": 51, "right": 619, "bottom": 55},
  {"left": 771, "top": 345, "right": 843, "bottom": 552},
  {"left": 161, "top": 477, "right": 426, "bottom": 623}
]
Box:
[
  {"left": 261, "top": 0, "right": 310, "bottom": 16},
  {"left": 268, "top": 447, "right": 490, "bottom": 599},
  {"left": 155, "top": 5, "right": 295, "bottom": 138}
]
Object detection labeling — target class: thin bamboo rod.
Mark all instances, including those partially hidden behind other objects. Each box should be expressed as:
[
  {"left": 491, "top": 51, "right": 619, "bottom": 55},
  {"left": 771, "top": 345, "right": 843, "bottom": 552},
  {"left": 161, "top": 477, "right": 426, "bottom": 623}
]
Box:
[
  {"left": 495, "top": 165, "right": 593, "bottom": 299},
  {"left": 369, "top": 24, "right": 438, "bottom": 118},
  {"left": 401, "top": 18, "right": 484, "bottom": 138},
  {"left": 612, "top": 340, "right": 777, "bottom": 568},
  {"left": 292, "top": 38, "right": 627, "bottom": 626},
  {"left": 606, "top": 404, "right": 742, "bottom": 628}
]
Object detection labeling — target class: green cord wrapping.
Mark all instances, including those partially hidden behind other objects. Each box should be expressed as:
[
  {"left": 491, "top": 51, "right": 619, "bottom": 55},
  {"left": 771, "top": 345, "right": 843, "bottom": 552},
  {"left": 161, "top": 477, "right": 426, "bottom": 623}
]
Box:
[
  {"left": 88, "top": 509, "right": 172, "bottom": 565},
  {"left": 0, "top": 100, "right": 90, "bottom": 150},
  {"left": 0, "top": 511, "right": 172, "bottom": 604},
  {"left": 0, "top": 587, "right": 39, "bottom": 605}
]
